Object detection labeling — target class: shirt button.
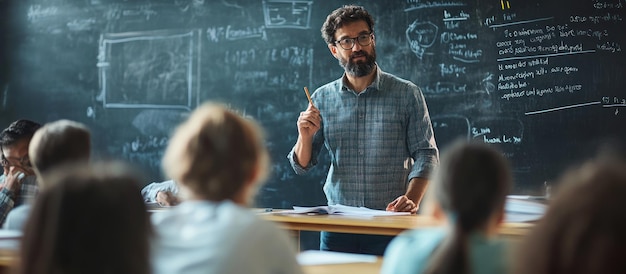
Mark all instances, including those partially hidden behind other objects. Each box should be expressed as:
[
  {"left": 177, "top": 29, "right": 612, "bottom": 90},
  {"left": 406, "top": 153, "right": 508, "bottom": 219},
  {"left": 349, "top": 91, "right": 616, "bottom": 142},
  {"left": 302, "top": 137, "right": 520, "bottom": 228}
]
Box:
[{"left": 359, "top": 150, "right": 364, "bottom": 155}]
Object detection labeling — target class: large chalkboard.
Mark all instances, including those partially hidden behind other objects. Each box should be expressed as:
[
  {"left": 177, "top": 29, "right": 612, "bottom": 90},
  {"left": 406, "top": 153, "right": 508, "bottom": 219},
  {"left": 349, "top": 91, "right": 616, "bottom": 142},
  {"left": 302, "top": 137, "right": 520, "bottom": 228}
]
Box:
[{"left": 1, "top": 0, "right": 624, "bottom": 209}]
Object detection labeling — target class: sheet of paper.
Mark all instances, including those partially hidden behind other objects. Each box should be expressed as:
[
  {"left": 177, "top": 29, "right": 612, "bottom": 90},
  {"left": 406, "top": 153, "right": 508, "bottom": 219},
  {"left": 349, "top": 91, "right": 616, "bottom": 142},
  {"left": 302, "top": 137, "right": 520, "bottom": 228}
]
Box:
[
  {"left": 285, "top": 204, "right": 411, "bottom": 217},
  {"left": 505, "top": 212, "right": 544, "bottom": 223},
  {"left": 297, "top": 250, "right": 378, "bottom": 265},
  {"left": 504, "top": 196, "right": 548, "bottom": 222}
]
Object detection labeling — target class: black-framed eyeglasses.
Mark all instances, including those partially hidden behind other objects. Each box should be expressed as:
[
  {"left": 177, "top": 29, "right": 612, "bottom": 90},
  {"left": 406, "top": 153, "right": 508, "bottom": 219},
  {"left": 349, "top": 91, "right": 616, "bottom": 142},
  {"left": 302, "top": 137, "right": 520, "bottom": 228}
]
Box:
[
  {"left": 0, "top": 147, "right": 31, "bottom": 169},
  {"left": 334, "top": 32, "right": 374, "bottom": 50}
]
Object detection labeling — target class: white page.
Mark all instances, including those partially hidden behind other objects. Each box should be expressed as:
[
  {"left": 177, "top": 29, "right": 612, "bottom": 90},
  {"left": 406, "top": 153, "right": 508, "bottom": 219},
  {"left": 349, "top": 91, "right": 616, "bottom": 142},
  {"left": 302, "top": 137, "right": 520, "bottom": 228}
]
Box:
[
  {"left": 286, "top": 204, "right": 411, "bottom": 217},
  {"left": 297, "top": 250, "right": 378, "bottom": 265}
]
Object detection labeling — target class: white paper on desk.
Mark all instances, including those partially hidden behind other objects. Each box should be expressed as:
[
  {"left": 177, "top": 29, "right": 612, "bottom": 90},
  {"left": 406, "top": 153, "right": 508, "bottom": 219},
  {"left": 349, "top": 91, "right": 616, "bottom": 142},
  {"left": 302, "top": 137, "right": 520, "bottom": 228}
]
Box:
[
  {"left": 288, "top": 204, "right": 411, "bottom": 217},
  {"left": 297, "top": 250, "right": 377, "bottom": 265},
  {"left": 504, "top": 197, "right": 547, "bottom": 222},
  {"left": 0, "top": 230, "right": 22, "bottom": 250}
]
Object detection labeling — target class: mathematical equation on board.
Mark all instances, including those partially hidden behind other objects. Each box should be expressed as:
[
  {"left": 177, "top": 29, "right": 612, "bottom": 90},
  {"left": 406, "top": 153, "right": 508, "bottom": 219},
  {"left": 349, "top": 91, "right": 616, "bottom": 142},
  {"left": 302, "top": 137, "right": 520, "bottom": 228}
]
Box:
[
  {"left": 483, "top": 0, "right": 624, "bottom": 118},
  {"left": 602, "top": 96, "right": 626, "bottom": 116}
]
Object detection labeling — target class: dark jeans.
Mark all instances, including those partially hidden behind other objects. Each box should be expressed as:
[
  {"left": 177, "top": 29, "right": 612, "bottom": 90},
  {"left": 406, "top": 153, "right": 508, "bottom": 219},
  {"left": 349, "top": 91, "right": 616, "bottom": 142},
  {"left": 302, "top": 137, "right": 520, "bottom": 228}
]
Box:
[{"left": 320, "top": 231, "right": 395, "bottom": 256}]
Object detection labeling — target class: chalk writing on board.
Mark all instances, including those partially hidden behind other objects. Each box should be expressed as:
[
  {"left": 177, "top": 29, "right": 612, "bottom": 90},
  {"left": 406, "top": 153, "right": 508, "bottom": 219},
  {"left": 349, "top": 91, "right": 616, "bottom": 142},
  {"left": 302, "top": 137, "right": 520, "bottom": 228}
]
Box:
[
  {"left": 104, "top": 4, "right": 158, "bottom": 21},
  {"left": 206, "top": 25, "right": 267, "bottom": 43},
  {"left": 218, "top": 47, "right": 313, "bottom": 91},
  {"left": 488, "top": 4, "right": 623, "bottom": 113},
  {"left": 97, "top": 29, "right": 199, "bottom": 109},
  {"left": 404, "top": 1, "right": 465, "bottom": 12},
  {"left": 263, "top": 0, "right": 313, "bottom": 29},
  {"left": 27, "top": 5, "right": 59, "bottom": 21},
  {"left": 431, "top": 115, "right": 470, "bottom": 148}
]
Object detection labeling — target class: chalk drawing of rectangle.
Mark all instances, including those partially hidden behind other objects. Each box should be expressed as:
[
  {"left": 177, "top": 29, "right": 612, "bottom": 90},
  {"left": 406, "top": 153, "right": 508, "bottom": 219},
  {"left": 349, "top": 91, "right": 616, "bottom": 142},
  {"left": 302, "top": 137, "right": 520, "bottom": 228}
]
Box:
[
  {"left": 98, "top": 29, "right": 199, "bottom": 110},
  {"left": 263, "top": 0, "right": 313, "bottom": 29}
]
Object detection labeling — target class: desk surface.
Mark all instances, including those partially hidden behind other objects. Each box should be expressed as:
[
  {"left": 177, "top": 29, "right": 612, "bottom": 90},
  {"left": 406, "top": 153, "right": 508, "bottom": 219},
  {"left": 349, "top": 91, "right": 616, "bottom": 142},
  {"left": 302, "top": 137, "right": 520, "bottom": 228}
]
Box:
[
  {"left": 302, "top": 258, "right": 382, "bottom": 274},
  {"left": 262, "top": 211, "right": 534, "bottom": 238}
]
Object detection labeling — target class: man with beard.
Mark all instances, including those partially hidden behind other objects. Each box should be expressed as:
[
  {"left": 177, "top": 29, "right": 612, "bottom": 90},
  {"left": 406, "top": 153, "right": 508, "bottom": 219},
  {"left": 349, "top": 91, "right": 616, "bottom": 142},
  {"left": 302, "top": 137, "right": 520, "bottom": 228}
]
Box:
[{"left": 287, "top": 5, "right": 439, "bottom": 255}]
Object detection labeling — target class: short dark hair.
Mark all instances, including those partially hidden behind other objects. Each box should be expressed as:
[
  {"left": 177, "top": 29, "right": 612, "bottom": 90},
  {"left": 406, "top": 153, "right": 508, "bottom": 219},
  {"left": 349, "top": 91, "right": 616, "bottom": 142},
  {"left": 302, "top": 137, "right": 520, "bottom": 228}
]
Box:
[
  {"left": 321, "top": 5, "right": 375, "bottom": 44},
  {"left": 0, "top": 119, "right": 41, "bottom": 147}
]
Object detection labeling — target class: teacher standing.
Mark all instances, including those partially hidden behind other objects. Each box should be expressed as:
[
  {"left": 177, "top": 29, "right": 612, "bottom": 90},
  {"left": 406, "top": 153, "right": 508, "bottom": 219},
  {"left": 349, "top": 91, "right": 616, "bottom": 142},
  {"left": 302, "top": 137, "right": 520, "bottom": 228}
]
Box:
[{"left": 287, "top": 5, "right": 439, "bottom": 255}]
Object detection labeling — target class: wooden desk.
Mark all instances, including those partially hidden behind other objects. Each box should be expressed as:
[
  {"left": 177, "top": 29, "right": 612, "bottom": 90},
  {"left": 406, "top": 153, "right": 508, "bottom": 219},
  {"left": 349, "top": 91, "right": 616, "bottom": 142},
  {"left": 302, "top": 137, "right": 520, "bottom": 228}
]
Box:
[
  {"left": 302, "top": 257, "right": 382, "bottom": 274},
  {"left": 262, "top": 212, "right": 534, "bottom": 238}
]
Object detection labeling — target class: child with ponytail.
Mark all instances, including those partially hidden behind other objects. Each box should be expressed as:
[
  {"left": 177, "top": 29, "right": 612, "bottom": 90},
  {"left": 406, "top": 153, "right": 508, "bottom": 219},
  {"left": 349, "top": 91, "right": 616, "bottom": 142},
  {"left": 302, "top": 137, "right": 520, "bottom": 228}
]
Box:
[{"left": 382, "top": 140, "right": 512, "bottom": 274}]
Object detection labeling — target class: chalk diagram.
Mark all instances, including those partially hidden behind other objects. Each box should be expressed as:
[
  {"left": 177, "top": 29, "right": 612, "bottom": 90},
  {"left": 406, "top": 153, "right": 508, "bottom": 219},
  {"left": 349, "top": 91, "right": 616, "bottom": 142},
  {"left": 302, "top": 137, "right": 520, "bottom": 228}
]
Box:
[
  {"left": 98, "top": 29, "right": 200, "bottom": 109},
  {"left": 406, "top": 20, "right": 438, "bottom": 59},
  {"left": 263, "top": 0, "right": 313, "bottom": 29}
]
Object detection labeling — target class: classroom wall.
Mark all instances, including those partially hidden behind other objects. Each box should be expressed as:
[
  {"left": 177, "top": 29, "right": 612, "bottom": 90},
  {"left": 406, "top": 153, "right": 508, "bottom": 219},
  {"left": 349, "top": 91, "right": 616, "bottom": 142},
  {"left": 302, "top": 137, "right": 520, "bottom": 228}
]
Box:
[{"left": 0, "top": 0, "right": 624, "bottom": 209}]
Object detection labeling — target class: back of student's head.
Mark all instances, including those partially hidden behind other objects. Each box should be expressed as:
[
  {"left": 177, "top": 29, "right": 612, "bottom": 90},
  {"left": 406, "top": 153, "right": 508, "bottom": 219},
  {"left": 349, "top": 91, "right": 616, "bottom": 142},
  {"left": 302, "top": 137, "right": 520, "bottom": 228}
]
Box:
[
  {"left": 162, "top": 102, "right": 269, "bottom": 202},
  {"left": 513, "top": 159, "right": 626, "bottom": 274},
  {"left": 18, "top": 161, "right": 151, "bottom": 274},
  {"left": 28, "top": 119, "right": 91, "bottom": 185},
  {"left": 425, "top": 140, "right": 512, "bottom": 274}
]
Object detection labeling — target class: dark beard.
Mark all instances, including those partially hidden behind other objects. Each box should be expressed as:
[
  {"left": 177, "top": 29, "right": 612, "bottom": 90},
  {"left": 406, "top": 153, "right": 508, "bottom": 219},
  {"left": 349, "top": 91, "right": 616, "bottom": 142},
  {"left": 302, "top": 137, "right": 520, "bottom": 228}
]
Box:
[{"left": 339, "top": 49, "right": 377, "bottom": 77}]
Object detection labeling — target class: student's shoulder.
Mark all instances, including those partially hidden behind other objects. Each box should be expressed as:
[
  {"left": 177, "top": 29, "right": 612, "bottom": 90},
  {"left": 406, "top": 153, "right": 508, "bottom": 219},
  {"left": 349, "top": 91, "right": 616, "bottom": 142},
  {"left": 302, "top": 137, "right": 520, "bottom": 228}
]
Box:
[
  {"left": 4, "top": 204, "right": 31, "bottom": 230},
  {"left": 393, "top": 227, "right": 446, "bottom": 246},
  {"left": 382, "top": 228, "right": 445, "bottom": 274}
]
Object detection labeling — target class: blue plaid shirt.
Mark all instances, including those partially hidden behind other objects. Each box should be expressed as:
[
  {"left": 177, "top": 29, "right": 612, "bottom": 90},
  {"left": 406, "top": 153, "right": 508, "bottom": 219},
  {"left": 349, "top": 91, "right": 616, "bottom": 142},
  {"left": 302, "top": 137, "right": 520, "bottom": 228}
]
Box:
[
  {"left": 288, "top": 67, "right": 439, "bottom": 209},
  {"left": 0, "top": 174, "right": 38, "bottom": 226}
]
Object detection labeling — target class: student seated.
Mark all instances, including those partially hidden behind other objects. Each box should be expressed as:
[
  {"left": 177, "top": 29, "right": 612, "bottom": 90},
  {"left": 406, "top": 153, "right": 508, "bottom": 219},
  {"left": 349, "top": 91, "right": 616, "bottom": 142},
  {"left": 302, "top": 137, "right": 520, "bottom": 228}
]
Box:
[
  {"left": 381, "top": 141, "right": 512, "bottom": 274},
  {"left": 512, "top": 157, "right": 626, "bottom": 274},
  {"left": 16, "top": 161, "right": 152, "bottom": 274},
  {"left": 151, "top": 102, "right": 302, "bottom": 274},
  {"left": 0, "top": 119, "right": 41, "bottom": 226},
  {"left": 3, "top": 119, "right": 91, "bottom": 231}
]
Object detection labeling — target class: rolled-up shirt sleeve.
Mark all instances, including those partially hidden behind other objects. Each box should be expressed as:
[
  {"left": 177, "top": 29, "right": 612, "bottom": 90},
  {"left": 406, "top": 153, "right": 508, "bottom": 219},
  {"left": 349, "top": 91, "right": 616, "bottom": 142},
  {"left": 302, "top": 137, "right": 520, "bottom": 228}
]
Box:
[
  {"left": 287, "top": 117, "right": 326, "bottom": 175},
  {"left": 407, "top": 86, "right": 439, "bottom": 180}
]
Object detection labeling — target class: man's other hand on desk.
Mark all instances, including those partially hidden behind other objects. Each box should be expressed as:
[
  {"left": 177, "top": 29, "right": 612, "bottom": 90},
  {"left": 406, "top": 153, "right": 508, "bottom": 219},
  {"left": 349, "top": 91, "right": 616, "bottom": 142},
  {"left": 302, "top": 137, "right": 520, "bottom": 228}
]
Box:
[
  {"left": 156, "top": 191, "right": 180, "bottom": 206},
  {"left": 386, "top": 195, "right": 417, "bottom": 214}
]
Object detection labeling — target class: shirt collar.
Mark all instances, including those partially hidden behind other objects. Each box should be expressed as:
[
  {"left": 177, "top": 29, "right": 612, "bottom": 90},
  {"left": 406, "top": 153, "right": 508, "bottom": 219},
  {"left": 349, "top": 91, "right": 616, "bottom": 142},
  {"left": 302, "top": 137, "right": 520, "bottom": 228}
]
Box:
[{"left": 339, "top": 64, "right": 382, "bottom": 93}]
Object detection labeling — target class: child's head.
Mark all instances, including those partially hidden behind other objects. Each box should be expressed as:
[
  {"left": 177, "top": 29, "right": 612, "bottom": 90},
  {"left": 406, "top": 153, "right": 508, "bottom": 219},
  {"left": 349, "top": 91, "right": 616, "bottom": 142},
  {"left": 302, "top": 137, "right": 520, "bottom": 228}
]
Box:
[
  {"left": 433, "top": 140, "right": 512, "bottom": 231},
  {"left": 162, "top": 102, "right": 269, "bottom": 204},
  {"left": 19, "top": 161, "right": 151, "bottom": 274},
  {"left": 513, "top": 159, "right": 626, "bottom": 274}
]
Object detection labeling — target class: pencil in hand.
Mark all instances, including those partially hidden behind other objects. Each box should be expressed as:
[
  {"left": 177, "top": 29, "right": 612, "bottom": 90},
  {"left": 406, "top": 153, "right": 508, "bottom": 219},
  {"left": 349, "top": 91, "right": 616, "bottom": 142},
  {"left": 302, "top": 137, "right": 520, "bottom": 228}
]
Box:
[{"left": 303, "top": 87, "right": 315, "bottom": 107}]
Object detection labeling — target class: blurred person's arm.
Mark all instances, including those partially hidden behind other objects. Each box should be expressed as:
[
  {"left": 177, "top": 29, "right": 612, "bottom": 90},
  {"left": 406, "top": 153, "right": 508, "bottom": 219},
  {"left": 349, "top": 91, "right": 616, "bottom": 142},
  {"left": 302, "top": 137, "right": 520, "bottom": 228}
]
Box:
[{"left": 141, "top": 180, "right": 179, "bottom": 206}]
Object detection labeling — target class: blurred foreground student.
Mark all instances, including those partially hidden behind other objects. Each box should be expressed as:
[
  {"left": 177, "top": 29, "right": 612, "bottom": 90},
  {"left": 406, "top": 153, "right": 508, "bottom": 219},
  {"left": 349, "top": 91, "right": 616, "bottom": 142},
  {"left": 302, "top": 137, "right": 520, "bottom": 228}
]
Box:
[
  {"left": 382, "top": 141, "right": 512, "bottom": 274},
  {"left": 151, "top": 103, "right": 302, "bottom": 274},
  {"left": 16, "top": 162, "right": 152, "bottom": 274},
  {"left": 4, "top": 119, "right": 91, "bottom": 230},
  {"left": 513, "top": 158, "right": 626, "bottom": 274}
]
